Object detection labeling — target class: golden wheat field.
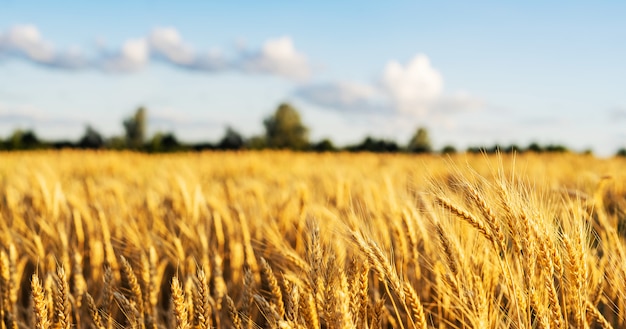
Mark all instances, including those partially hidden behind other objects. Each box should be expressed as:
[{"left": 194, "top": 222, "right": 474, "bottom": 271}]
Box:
[{"left": 0, "top": 151, "right": 625, "bottom": 329}]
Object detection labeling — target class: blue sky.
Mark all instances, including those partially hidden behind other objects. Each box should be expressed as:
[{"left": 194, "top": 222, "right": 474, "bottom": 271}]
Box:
[{"left": 1, "top": 1, "right": 625, "bottom": 155}]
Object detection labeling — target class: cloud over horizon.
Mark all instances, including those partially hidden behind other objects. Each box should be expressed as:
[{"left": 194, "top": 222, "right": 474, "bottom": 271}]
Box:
[
  {"left": 0, "top": 25, "right": 88, "bottom": 69},
  {"left": 294, "top": 81, "right": 386, "bottom": 113},
  {"left": 0, "top": 24, "right": 311, "bottom": 80},
  {"left": 239, "top": 36, "right": 311, "bottom": 81},
  {"left": 296, "top": 54, "right": 484, "bottom": 119},
  {"left": 381, "top": 54, "right": 444, "bottom": 115},
  {"left": 101, "top": 38, "right": 149, "bottom": 72},
  {"left": 147, "top": 27, "right": 228, "bottom": 72}
]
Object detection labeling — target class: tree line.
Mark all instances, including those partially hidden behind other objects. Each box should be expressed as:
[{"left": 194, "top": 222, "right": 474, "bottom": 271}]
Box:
[{"left": 0, "top": 103, "right": 622, "bottom": 156}]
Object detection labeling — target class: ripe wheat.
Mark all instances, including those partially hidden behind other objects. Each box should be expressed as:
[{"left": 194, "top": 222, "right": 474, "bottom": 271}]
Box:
[{"left": 0, "top": 150, "right": 623, "bottom": 328}]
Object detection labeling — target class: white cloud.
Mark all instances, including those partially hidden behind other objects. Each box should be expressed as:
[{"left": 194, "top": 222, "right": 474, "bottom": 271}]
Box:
[
  {"left": 2, "top": 25, "right": 55, "bottom": 62},
  {"left": 148, "top": 27, "right": 196, "bottom": 66},
  {"left": 1, "top": 25, "right": 312, "bottom": 79},
  {"left": 0, "top": 25, "right": 87, "bottom": 68},
  {"left": 295, "top": 82, "right": 386, "bottom": 113},
  {"left": 101, "top": 38, "right": 148, "bottom": 72},
  {"left": 102, "top": 31, "right": 307, "bottom": 76},
  {"left": 381, "top": 54, "right": 444, "bottom": 116},
  {"left": 147, "top": 27, "right": 228, "bottom": 71},
  {"left": 241, "top": 36, "right": 311, "bottom": 81},
  {"left": 193, "top": 49, "right": 228, "bottom": 71},
  {"left": 296, "top": 54, "right": 483, "bottom": 118},
  {"left": 0, "top": 25, "right": 312, "bottom": 80}
]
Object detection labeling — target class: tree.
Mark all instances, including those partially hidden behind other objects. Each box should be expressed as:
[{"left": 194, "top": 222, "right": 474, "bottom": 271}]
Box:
[
  {"left": 106, "top": 136, "right": 127, "bottom": 150},
  {"left": 407, "top": 127, "right": 432, "bottom": 153},
  {"left": 161, "top": 133, "right": 180, "bottom": 151},
  {"left": 526, "top": 142, "right": 543, "bottom": 153},
  {"left": 78, "top": 125, "right": 105, "bottom": 149},
  {"left": 263, "top": 103, "right": 309, "bottom": 150},
  {"left": 123, "top": 107, "right": 147, "bottom": 149},
  {"left": 5, "top": 129, "right": 41, "bottom": 150},
  {"left": 311, "top": 139, "right": 336, "bottom": 152},
  {"left": 51, "top": 140, "right": 75, "bottom": 149},
  {"left": 148, "top": 132, "right": 181, "bottom": 152},
  {"left": 441, "top": 145, "right": 457, "bottom": 154},
  {"left": 347, "top": 136, "right": 399, "bottom": 153},
  {"left": 217, "top": 126, "right": 245, "bottom": 150},
  {"left": 544, "top": 144, "right": 568, "bottom": 153},
  {"left": 246, "top": 136, "right": 267, "bottom": 150}
]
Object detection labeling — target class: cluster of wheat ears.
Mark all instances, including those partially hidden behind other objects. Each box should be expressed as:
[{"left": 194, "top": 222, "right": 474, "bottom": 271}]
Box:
[{"left": 0, "top": 151, "right": 625, "bottom": 329}]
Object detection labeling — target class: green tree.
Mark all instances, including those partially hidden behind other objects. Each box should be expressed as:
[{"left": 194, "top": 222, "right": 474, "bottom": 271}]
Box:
[
  {"left": 148, "top": 132, "right": 181, "bottom": 152},
  {"left": 123, "top": 107, "right": 147, "bottom": 149},
  {"left": 246, "top": 135, "right": 267, "bottom": 150},
  {"left": 311, "top": 138, "right": 337, "bottom": 152},
  {"left": 78, "top": 125, "right": 104, "bottom": 149},
  {"left": 8, "top": 130, "right": 25, "bottom": 150},
  {"left": 441, "top": 145, "right": 457, "bottom": 154},
  {"left": 217, "top": 126, "right": 245, "bottom": 150},
  {"left": 347, "top": 136, "right": 399, "bottom": 153},
  {"left": 526, "top": 142, "right": 543, "bottom": 153},
  {"left": 6, "top": 129, "right": 41, "bottom": 150},
  {"left": 148, "top": 132, "right": 165, "bottom": 152},
  {"left": 106, "top": 136, "right": 127, "bottom": 150},
  {"left": 263, "top": 103, "right": 309, "bottom": 150},
  {"left": 544, "top": 144, "right": 568, "bottom": 153},
  {"left": 407, "top": 127, "right": 432, "bottom": 153}
]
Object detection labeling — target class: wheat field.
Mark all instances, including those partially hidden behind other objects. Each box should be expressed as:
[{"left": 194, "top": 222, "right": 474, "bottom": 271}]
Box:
[{"left": 0, "top": 150, "right": 625, "bottom": 329}]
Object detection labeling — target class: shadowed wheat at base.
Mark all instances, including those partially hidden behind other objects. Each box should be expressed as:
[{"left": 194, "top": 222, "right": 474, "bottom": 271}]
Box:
[{"left": 0, "top": 150, "right": 621, "bottom": 328}]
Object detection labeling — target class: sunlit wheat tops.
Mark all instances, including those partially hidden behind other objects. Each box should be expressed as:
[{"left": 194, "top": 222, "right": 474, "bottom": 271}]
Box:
[{"left": 0, "top": 150, "right": 623, "bottom": 328}]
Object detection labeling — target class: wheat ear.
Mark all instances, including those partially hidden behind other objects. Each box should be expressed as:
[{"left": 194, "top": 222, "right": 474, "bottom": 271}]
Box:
[
  {"left": 55, "top": 265, "right": 72, "bottom": 329},
  {"left": 85, "top": 292, "right": 105, "bottom": 329},
  {"left": 225, "top": 295, "right": 242, "bottom": 329},
  {"left": 585, "top": 299, "right": 613, "bottom": 329},
  {"left": 120, "top": 255, "right": 145, "bottom": 328},
  {"left": 435, "top": 196, "right": 495, "bottom": 247},
  {"left": 171, "top": 276, "right": 189, "bottom": 329},
  {"left": 260, "top": 257, "right": 286, "bottom": 319},
  {"left": 194, "top": 268, "right": 213, "bottom": 329},
  {"left": 32, "top": 273, "right": 50, "bottom": 329},
  {"left": 403, "top": 282, "right": 427, "bottom": 329}
]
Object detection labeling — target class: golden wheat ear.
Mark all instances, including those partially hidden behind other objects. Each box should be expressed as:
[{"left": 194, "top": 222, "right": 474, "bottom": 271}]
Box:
[
  {"left": 31, "top": 273, "right": 50, "bottom": 329},
  {"left": 84, "top": 292, "right": 105, "bottom": 329},
  {"left": 224, "top": 295, "right": 242, "bottom": 329},
  {"left": 171, "top": 276, "right": 189, "bottom": 329},
  {"left": 55, "top": 265, "right": 72, "bottom": 329}
]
